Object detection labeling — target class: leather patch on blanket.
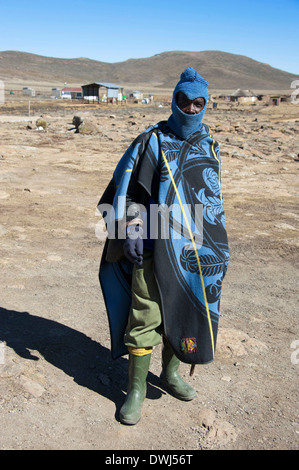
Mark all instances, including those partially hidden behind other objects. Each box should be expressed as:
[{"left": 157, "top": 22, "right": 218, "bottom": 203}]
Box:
[{"left": 181, "top": 337, "right": 197, "bottom": 353}]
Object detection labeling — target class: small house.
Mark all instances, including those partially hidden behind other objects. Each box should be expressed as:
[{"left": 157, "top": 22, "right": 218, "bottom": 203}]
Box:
[
  {"left": 268, "top": 94, "right": 289, "bottom": 105},
  {"left": 51, "top": 88, "right": 61, "bottom": 98},
  {"left": 82, "top": 82, "right": 124, "bottom": 103},
  {"left": 61, "top": 87, "right": 83, "bottom": 99},
  {"left": 23, "top": 87, "right": 35, "bottom": 97}
]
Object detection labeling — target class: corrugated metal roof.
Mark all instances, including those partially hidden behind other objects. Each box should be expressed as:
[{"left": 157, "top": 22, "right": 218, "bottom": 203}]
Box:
[
  {"left": 82, "top": 82, "right": 123, "bottom": 89},
  {"left": 97, "top": 82, "right": 122, "bottom": 88}
]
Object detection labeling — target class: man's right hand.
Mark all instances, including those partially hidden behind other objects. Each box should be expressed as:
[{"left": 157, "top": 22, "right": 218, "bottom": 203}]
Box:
[{"left": 123, "top": 225, "right": 143, "bottom": 266}]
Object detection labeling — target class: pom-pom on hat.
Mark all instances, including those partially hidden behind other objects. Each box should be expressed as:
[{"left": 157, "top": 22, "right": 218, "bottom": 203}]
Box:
[{"left": 173, "top": 67, "right": 209, "bottom": 102}]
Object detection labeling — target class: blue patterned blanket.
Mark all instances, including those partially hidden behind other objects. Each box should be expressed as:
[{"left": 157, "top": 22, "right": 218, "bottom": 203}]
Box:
[{"left": 98, "top": 121, "right": 229, "bottom": 364}]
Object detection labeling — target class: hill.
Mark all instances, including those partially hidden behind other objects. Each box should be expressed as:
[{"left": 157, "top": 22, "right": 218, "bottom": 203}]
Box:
[{"left": 0, "top": 50, "right": 297, "bottom": 90}]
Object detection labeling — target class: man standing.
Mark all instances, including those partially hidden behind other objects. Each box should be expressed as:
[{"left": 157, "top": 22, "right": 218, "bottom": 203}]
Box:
[{"left": 98, "top": 67, "right": 229, "bottom": 425}]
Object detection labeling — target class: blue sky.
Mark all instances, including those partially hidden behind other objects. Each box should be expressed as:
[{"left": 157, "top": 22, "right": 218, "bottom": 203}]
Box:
[{"left": 0, "top": 0, "right": 298, "bottom": 74}]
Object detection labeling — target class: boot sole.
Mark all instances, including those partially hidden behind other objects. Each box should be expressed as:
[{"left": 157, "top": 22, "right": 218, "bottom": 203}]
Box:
[
  {"left": 160, "top": 378, "right": 197, "bottom": 401},
  {"left": 119, "top": 416, "right": 141, "bottom": 425}
]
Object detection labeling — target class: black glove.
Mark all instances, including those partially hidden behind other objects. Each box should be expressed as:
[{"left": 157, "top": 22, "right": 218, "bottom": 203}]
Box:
[{"left": 123, "top": 225, "right": 143, "bottom": 266}]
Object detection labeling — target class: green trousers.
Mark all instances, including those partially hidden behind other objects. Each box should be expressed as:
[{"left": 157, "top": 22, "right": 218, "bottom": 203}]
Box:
[{"left": 124, "top": 251, "right": 163, "bottom": 349}]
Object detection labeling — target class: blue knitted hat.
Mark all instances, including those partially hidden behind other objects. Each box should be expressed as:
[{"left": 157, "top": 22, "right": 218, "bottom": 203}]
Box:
[
  {"left": 167, "top": 67, "right": 209, "bottom": 139},
  {"left": 173, "top": 67, "right": 209, "bottom": 102}
]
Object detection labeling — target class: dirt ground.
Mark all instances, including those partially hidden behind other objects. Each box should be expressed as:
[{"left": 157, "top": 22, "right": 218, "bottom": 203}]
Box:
[{"left": 0, "top": 98, "right": 298, "bottom": 450}]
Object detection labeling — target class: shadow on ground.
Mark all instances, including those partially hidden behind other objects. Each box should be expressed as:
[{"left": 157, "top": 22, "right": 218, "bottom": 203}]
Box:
[{"left": 0, "top": 307, "right": 164, "bottom": 421}]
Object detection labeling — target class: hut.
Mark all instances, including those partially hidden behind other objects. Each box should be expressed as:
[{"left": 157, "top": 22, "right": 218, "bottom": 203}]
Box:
[
  {"left": 82, "top": 82, "right": 124, "bottom": 103},
  {"left": 230, "top": 89, "right": 257, "bottom": 103}
]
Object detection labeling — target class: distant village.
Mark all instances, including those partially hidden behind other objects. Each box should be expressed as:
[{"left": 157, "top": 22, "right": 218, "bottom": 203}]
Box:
[
  {"left": 11, "top": 81, "right": 293, "bottom": 107},
  {"left": 18, "top": 82, "right": 153, "bottom": 104}
]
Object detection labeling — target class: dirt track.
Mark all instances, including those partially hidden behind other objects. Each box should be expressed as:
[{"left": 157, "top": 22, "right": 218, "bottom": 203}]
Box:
[{"left": 0, "top": 100, "right": 298, "bottom": 450}]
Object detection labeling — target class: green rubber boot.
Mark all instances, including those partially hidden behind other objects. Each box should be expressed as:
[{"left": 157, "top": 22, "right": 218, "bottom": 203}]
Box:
[
  {"left": 119, "top": 353, "right": 151, "bottom": 425},
  {"left": 160, "top": 338, "right": 196, "bottom": 401}
]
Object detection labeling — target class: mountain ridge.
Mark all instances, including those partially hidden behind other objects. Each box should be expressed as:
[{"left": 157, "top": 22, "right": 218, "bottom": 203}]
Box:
[{"left": 0, "top": 50, "right": 297, "bottom": 90}]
